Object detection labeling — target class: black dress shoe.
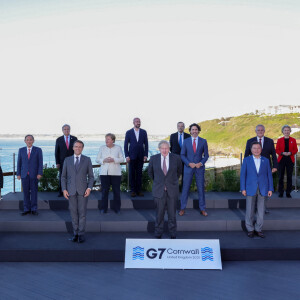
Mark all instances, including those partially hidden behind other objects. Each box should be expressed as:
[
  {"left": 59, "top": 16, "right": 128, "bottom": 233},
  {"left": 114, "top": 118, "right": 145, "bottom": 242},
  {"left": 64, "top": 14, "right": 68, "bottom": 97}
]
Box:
[
  {"left": 57, "top": 193, "right": 63, "bottom": 197},
  {"left": 247, "top": 231, "right": 254, "bottom": 238},
  {"left": 286, "top": 194, "right": 292, "bottom": 198},
  {"left": 115, "top": 210, "right": 121, "bottom": 215},
  {"left": 265, "top": 209, "right": 270, "bottom": 214},
  {"left": 170, "top": 235, "right": 176, "bottom": 239},
  {"left": 69, "top": 235, "right": 78, "bottom": 242},
  {"left": 100, "top": 209, "right": 107, "bottom": 214},
  {"left": 78, "top": 235, "right": 85, "bottom": 243},
  {"left": 155, "top": 235, "right": 162, "bottom": 239},
  {"left": 31, "top": 211, "right": 39, "bottom": 215},
  {"left": 278, "top": 193, "right": 283, "bottom": 198},
  {"left": 256, "top": 231, "right": 265, "bottom": 238},
  {"left": 21, "top": 211, "right": 31, "bottom": 216}
]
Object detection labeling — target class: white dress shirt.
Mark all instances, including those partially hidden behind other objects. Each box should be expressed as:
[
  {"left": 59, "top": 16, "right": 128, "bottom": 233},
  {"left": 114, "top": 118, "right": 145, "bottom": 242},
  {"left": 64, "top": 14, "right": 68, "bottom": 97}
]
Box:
[
  {"left": 134, "top": 128, "right": 140, "bottom": 142},
  {"left": 74, "top": 154, "right": 81, "bottom": 164},
  {"left": 252, "top": 155, "right": 261, "bottom": 173},
  {"left": 27, "top": 147, "right": 32, "bottom": 155},
  {"left": 161, "top": 154, "right": 169, "bottom": 172},
  {"left": 256, "top": 136, "right": 264, "bottom": 148},
  {"left": 96, "top": 144, "right": 124, "bottom": 176}
]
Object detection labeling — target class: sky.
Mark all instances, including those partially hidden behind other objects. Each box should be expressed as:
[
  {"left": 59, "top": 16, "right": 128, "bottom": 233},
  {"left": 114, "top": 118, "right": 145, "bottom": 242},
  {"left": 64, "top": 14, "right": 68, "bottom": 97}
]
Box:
[{"left": 0, "top": 0, "right": 300, "bottom": 135}]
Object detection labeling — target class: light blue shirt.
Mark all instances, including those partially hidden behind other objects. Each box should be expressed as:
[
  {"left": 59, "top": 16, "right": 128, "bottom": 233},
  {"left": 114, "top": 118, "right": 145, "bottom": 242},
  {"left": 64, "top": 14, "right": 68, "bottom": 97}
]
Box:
[
  {"left": 252, "top": 155, "right": 261, "bottom": 173},
  {"left": 64, "top": 135, "right": 70, "bottom": 145}
]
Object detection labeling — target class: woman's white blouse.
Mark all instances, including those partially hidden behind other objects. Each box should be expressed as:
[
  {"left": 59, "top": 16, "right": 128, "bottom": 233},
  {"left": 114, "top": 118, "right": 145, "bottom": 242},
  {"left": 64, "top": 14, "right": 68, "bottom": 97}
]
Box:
[{"left": 96, "top": 144, "right": 124, "bottom": 176}]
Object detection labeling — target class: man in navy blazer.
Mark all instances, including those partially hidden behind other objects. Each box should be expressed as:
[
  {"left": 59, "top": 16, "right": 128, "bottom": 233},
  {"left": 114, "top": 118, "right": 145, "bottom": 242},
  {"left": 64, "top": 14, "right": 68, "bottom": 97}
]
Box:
[
  {"left": 240, "top": 142, "right": 273, "bottom": 238},
  {"left": 124, "top": 117, "right": 148, "bottom": 197},
  {"left": 244, "top": 124, "right": 277, "bottom": 214},
  {"left": 179, "top": 123, "right": 209, "bottom": 216},
  {"left": 17, "top": 135, "right": 43, "bottom": 215}
]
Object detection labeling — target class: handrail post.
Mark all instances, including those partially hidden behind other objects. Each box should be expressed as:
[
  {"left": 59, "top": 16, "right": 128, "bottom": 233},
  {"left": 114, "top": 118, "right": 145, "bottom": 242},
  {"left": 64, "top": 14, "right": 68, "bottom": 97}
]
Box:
[
  {"left": 240, "top": 153, "right": 243, "bottom": 168},
  {"left": 294, "top": 153, "right": 298, "bottom": 192},
  {"left": 126, "top": 162, "right": 129, "bottom": 192},
  {"left": 13, "top": 153, "right": 16, "bottom": 193}
]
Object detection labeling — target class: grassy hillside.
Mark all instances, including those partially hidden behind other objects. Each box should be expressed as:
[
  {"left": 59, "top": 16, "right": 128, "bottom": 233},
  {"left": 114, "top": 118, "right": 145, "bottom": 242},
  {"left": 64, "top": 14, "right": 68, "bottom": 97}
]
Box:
[{"left": 181, "top": 113, "right": 300, "bottom": 156}]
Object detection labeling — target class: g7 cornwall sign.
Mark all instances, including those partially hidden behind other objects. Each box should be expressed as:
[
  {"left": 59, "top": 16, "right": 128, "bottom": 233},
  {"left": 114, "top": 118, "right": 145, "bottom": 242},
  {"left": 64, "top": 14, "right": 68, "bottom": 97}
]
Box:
[{"left": 125, "top": 239, "right": 222, "bottom": 270}]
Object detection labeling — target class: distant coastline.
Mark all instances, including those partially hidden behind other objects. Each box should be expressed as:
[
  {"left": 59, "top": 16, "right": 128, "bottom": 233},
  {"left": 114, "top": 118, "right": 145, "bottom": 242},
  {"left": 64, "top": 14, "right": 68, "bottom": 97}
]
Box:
[{"left": 0, "top": 134, "right": 169, "bottom": 142}]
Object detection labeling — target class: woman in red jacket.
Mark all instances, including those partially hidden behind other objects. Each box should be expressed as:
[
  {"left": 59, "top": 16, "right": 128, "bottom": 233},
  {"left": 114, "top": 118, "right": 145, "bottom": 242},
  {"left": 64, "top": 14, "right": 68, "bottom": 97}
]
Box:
[{"left": 276, "top": 125, "right": 298, "bottom": 198}]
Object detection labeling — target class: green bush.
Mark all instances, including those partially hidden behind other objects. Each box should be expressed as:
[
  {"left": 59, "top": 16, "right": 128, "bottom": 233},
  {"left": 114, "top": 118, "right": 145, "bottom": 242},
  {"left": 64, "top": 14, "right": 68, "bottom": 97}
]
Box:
[
  {"left": 38, "top": 168, "right": 59, "bottom": 192},
  {"left": 222, "top": 169, "right": 240, "bottom": 191}
]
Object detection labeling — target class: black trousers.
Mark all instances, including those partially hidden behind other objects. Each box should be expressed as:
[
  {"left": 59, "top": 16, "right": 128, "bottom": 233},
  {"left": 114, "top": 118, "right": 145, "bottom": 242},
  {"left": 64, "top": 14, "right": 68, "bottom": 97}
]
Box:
[
  {"left": 100, "top": 175, "right": 121, "bottom": 212},
  {"left": 278, "top": 157, "right": 294, "bottom": 195},
  {"left": 129, "top": 159, "right": 144, "bottom": 193}
]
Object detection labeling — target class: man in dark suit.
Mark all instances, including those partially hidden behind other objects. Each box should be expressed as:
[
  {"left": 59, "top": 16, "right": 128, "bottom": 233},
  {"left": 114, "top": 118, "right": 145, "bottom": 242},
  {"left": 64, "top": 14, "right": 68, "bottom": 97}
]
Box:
[
  {"left": 55, "top": 124, "right": 77, "bottom": 196},
  {"left": 17, "top": 135, "right": 43, "bottom": 215},
  {"left": 61, "top": 140, "right": 94, "bottom": 243},
  {"left": 124, "top": 117, "right": 148, "bottom": 197},
  {"left": 244, "top": 124, "right": 277, "bottom": 213},
  {"left": 241, "top": 142, "right": 273, "bottom": 238},
  {"left": 179, "top": 123, "right": 209, "bottom": 217},
  {"left": 0, "top": 165, "right": 3, "bottom": 200},
  {"left": 148, "top": 141, "right": 182, "bottom": 239},
  {"left": 170, "top": 122, "right": 190, "bottom": 155}
]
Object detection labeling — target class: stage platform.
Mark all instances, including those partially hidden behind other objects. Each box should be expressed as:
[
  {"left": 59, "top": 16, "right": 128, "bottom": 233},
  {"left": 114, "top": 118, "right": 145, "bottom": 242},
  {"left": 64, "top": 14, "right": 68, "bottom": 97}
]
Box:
[{"left": 0, "top": 191, "right": 299, "bottom": 262}]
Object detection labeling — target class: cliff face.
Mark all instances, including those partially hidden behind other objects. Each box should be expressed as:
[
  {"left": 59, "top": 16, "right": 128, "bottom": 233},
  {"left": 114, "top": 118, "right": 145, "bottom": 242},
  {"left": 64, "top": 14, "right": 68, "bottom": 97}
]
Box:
[{"left": 182, "top": 113, "right": 300, "bottom": 156}]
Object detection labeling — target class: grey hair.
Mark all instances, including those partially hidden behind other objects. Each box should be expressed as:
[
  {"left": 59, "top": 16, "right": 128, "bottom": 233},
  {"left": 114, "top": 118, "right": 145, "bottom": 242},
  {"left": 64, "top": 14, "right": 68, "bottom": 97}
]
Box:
[
  {"left": 255, "top": 124, "right": 265, "bottom": 131},
  {"left": 177, "top": 121, "right": 185, "bottom": 126},
  {"left": 281, "top": 125, "right": 291, "bottom": 133},
  {"left": 62, "top": 124, "right": 71, "bottom": 130},
  {"left": 158, "top": 140, "right": 170, "bottom": 149}
]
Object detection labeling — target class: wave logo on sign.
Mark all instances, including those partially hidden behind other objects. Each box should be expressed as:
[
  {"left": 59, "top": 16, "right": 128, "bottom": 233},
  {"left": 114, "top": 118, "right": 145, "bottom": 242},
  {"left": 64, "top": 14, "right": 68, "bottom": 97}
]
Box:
[
  {"left": 132, "top": 246, "right": 144, "bottom": 260},
  {"left": 201, "top": 247, "right": 214, "bottom": 261}
]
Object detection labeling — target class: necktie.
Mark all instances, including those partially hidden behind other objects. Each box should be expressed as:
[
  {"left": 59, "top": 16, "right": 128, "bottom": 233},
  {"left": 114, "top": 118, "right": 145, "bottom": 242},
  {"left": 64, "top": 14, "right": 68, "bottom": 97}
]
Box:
[
  {"left": 163, "top": 157, "right": 167, "bottom": 175},
  {"left": 66, "top": 137, "right": 69, "bottom": 150},
  {"left": 259, "top": 138, "right": 262, "bottom": 148},
  {"left": 193, "top": 139, "right": 196, "bottom": 153},
  {"left": 75, "top": 156, "right": 79, "bottom": 171},
  {"left": 179, "top": 133, "right": 182, "bottom": 148},
  {"left": 28, "top": 148, "right": 31, "bottom": 159}
]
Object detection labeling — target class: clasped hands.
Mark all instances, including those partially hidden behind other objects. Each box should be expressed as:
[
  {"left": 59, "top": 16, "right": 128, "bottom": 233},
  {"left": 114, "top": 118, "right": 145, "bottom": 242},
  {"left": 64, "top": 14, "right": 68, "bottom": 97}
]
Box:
[
  {"left": 188, "top": 162, "right": 203, "bottom": 169},
  {"left": 242, "top": 190, "right": 272, "bottom": 197},
  {"left": 17, "top": 175, "right": 42, "bottom": 180},
  {"left": 282, "top": 152, "right": 292, "bottom": 156},
  {"left": 63, "top": 188, "right": 91, "bottom": 200},
  {"left": 103, "top": 157, "right": 115, "bottom": 163}
]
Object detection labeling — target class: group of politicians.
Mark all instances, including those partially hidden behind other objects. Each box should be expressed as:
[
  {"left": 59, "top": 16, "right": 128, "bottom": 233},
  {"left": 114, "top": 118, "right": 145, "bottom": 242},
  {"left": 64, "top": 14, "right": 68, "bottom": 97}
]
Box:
[{"left": 12, "top": 118, "right": 299, "bottom": 242}]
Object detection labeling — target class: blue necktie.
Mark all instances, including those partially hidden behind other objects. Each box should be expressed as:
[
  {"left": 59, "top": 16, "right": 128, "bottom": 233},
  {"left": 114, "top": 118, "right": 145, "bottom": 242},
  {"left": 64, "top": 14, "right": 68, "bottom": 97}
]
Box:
[{"left": 179, "top": 134, "right": 182, "bottom": 148}]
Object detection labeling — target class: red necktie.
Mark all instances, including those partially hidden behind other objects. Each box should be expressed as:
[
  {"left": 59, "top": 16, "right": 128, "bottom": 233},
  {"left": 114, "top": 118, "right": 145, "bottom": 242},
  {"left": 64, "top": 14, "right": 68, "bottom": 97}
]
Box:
[
  {"left": 28, "top": 148, "right": 31, "bottom": 159},
  {"left": 259, "top": 138, "right": 262, "bottom": 147},
  {"left": 66, "top": 137, "right": 69, "bottom": 150},
  {"left": 193, "top": 139, "right": 196, "bottom": 153}
]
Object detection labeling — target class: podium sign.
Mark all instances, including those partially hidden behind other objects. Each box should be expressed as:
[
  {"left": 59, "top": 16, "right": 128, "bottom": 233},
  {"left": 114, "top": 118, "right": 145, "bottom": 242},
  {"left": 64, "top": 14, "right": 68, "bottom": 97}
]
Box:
[{"left": 125, "top": 239, "right": 222, "bottom": 270}]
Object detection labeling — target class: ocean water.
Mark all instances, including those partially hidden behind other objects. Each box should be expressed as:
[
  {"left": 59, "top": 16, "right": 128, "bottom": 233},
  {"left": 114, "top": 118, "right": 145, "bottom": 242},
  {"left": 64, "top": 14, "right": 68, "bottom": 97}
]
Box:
[{"left": 0, "top": 139, "right": 240, "bottom": 195}]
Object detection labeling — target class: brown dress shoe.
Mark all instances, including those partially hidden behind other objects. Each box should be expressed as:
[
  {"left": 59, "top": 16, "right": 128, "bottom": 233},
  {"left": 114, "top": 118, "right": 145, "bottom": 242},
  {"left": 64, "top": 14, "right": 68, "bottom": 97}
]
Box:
[
  {"left": 247, "top": 231, "right": 254, "bottom": 238},
  {"left": 137, "top": 192, "right": 144, "bottom": 197},
  {"left": 200, "top": 210, "right": 208, "bottom": 217},
  {"left": 178, "top": 209, "right": 185, "bottom": 216},
  {"left": 131, "top": 192, "right": 136, "bottom": 197}
]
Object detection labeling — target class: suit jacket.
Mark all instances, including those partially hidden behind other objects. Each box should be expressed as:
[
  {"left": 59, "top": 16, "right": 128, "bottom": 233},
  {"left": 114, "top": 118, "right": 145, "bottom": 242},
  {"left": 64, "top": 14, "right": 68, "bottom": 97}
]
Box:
[
  {"left": 180, "top": 137, "right": 209, "bottom": 174},
  {"left": 276, "top": 136, "right": 298, "bottom": 163},
  {"left": 244, "top": 136, "right": 278, "bottom": 169},
  {"left": 17, "top": 146, "right": 43, "bottom": 179},
  {"left": 148, "top": 153, "right": 182, "bottom": 199},
  {"left": 240, "top": 155, "right": 274, "bottom": 197},
  {"left": 0, "top": 166, "right": 3, "bottom": 189},
  {"left": 55, "top": 135, "right": 77, "bottom": 166},
  {"left": 170, "top": 132, "right": 191, "bottom": 155},
  {"left": 124, "top": 128, "right": 148, "bottom": 160},
  {"left": 61, "top": 155, "right": 94, "bottom": 196}
]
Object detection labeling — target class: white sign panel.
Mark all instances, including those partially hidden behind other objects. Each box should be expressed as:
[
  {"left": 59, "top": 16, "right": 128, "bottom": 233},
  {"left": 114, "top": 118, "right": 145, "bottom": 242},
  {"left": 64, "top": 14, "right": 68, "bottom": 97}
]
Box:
[{"left": 125, "top": 239, "right": 222, "bottom": 270}]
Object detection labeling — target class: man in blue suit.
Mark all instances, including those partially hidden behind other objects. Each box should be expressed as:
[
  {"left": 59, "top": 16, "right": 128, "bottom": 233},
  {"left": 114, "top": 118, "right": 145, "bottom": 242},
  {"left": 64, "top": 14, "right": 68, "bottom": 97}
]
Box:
[
  {"left": 17, "top": 135, "right": 43, "bottom": 215},
  {"left": 124, "top": 117, "right": 148, "bottom": 197},
  {"left": 240, "top": 142, "right": 273, "bottom": 238},
  {"left": 179, "top": 123, "right": 209, "bottom": 216}
]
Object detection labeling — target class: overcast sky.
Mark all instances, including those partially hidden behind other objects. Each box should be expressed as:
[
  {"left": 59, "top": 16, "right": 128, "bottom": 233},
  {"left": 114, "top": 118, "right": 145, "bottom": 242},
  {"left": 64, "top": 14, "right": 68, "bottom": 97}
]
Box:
[{"left": 1, "top": 0, "right": 299, "bottom": 135}]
